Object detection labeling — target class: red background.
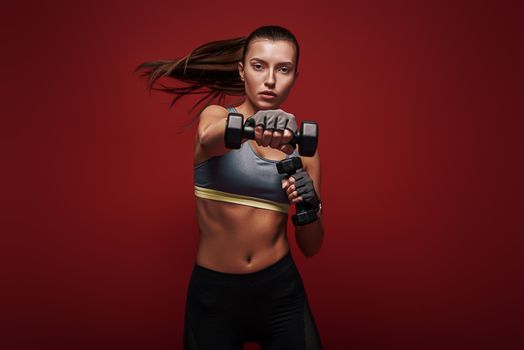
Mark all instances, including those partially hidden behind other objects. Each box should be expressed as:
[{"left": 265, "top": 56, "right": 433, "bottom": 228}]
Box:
[{"left": 2, "top": 1, "right": 522, "bottom": 349}]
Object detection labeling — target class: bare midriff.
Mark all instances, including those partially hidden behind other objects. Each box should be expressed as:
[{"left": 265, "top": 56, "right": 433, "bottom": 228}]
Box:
[
  {"left": 194, "top": 139, "right": 291, "bottom": 274},
  {"left": 195, "top": 197, "right": 290, "bottom": 274}
]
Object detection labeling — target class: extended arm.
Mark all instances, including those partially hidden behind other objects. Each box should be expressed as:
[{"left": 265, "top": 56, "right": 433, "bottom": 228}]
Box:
[{"left": 195, "top": 105, "right": 231, "bottom": 158}]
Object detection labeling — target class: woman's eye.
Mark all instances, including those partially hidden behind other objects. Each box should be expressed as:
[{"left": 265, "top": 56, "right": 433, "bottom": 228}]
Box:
[
  {"left": 253, "top": 64, "right": 262, "bottom": 70},
  {"left": 280, "top": 67, "right": 289, "bottom": 73}
]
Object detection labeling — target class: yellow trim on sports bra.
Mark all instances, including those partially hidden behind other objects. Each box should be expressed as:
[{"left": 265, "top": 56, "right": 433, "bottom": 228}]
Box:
[{"left": 194, "top": 186, "right": 290, "bottom": 213}]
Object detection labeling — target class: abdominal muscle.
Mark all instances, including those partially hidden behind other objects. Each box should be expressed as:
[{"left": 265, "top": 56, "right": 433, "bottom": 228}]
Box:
[{"left": 194, "top": 196, "right": 290, "bottom": 274}]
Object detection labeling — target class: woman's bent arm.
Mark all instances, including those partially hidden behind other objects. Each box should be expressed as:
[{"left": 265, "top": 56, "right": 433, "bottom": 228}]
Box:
[
  {"left": 295, "top": 216, "right": 324, "bottom": 257},
  {"left": 294, "top": 150, "right": 324, "bottom": 257}
]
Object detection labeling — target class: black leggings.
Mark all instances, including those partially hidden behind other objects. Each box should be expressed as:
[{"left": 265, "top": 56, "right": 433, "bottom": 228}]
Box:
[{"left": 183, "top": 251, "right": 323, "bottom": 349}]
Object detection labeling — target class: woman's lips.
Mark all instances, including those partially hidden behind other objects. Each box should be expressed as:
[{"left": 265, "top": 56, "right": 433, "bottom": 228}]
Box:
[{"left": 259, "top": 91, "right": 277, "bottom": 99}]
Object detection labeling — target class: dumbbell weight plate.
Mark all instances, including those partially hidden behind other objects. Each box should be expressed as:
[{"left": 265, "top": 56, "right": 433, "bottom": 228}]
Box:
[
  {"left": 224, "top": 113, "right": 244, "bottom": 149},
  {"left": 298, "top": 121, "right": 318, "bottom": 157}
]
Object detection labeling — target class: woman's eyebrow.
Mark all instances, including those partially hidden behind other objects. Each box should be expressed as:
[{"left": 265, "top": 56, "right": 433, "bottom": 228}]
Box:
[{"left": 249, "top": 57, "right": 294, "bottom": 65}]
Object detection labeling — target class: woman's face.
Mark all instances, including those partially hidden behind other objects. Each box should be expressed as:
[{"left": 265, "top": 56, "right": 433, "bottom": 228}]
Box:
[{"left": 238, "top": 39, "right": 299, "bottom": 110}]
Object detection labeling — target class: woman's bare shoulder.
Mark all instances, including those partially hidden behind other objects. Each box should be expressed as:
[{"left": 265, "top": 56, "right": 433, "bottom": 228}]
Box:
[
  {"left": 197, "top": 104, "right": 229, "bottom": 135},
  {"left": 200, "top": 104, "right": 228, "bottom": 117}
]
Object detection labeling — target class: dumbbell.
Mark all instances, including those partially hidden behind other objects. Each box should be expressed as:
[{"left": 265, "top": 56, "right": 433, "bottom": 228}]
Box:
[
  {"left": 276, "top": 157, "right": 319, "bottom": 226},
  {"left": 224, "top": 112, "right": 318, "bottom": 157}
]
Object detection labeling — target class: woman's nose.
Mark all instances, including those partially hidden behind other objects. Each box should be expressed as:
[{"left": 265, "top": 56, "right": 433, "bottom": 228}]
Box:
[{"left": 265, "top": 70, "right": 276, "bottom": 86}]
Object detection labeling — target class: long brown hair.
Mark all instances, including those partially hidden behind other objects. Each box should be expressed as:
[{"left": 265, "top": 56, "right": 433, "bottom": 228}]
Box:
[{"left": 134, "top": 25, "right": 300, "bottom": 128}]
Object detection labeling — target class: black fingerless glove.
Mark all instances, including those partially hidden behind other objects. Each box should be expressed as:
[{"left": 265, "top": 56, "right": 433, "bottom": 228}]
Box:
[
  {"left": 246, "top": 109, "right": 298, "bottom": 134},
  {"left": 292, "top": 171, "right": 320, "bottom": 212}
]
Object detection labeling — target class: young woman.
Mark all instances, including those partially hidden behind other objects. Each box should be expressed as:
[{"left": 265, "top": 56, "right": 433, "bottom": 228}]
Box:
[{"left": 136, "top": 25, "right": 324, "bottom": 350}]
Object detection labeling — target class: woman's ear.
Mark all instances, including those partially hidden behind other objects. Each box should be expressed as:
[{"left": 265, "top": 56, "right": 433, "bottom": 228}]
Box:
[{"left": 238, "top": 61, "right": 245, "bottom": 81}]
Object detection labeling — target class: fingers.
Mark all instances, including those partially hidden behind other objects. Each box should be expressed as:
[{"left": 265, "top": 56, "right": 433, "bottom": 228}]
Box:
[
  {"left": 285, "top": 177, "right": 295, "bottom": 194},
  {"left": 288, "top": 190, "right": 302, "bottom": 203},
  {"left": 279, "top": 130, "right": 294, "bottom": 154},
  {"left": 279, "top": 144, "right": 294, "bottom": 155},
  {"left": 269, "top": 130, "right": 282, "bottom": 149},
  {"left": 255, "top": 125, "right": 273, "bottom": 147},
  {"left": 287, "top": 185, "right": 302, "bottom": 202},
  {"left": 281, "top": 129, "right": 294, "bottom": 144},
  {"left": 254, "top": 124, "right": 294, "bottom": 151},
  {"left": 255, "top": 128, "right": 287, "bottom": 149},
  {"left": 291, "top": 195, "right": 303, "bottom": 203},
  {"left": 282, "top": 177, "right": 302, "bottom": 203},
  {"left": 261, "top": 129, "right": 272, "bottom": 147},
  {"left": 255, "top": 126, "right": 264, "bottom": 146},
  {"left": 250, "top": 110, "right": 296, "bottom": 149}
]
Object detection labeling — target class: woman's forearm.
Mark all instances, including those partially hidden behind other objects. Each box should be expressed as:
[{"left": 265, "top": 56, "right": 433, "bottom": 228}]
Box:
[{"left": 294, "top": 214, "right": 324, "bottom": 258}]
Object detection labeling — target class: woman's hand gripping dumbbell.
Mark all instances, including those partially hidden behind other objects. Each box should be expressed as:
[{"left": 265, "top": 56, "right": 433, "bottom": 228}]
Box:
[
  {"left": 224, "top": 109, "right": 319, "bottom": 157},
  {"left": 277, "top": 157, "right": 321, "bottom": 226}
]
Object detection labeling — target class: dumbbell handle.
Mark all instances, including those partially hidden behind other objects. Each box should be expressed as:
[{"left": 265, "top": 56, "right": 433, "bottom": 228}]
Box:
[
  {"left": 242, "top": 124, "right": 300, "bottom": 146},
  {"left": 225, "top": 113, "right": 317, "bottom": 157}
]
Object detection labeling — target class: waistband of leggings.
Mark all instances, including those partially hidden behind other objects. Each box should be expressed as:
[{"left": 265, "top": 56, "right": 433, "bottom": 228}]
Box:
[{"left": 193, "top": 251, "right": 295, "bottom": 284}]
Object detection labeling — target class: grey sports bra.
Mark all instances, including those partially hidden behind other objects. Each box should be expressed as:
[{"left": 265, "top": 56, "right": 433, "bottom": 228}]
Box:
[{"left": 194, "top": 106, "right": 302, "bottom": 213}]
